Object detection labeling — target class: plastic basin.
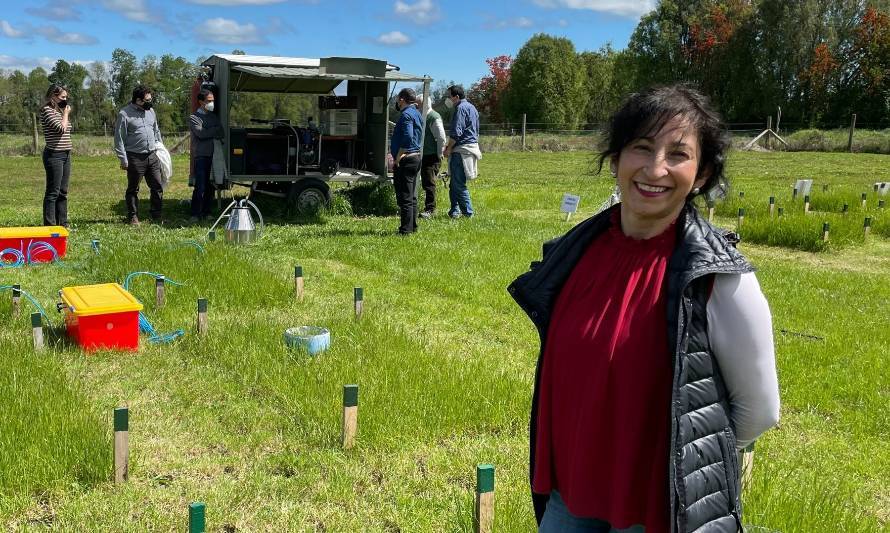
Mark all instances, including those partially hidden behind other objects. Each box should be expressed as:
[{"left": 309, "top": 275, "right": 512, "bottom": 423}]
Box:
[{"left": 283, "top": 326, "right": 330, "bottom": 355}]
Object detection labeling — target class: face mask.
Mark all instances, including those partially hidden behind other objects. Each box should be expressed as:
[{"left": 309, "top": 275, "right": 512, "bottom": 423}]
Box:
[
  {"left": 141, "top": 101, "right": 153, "bottom": 111},
  {"left": 205, "top": 101, "right": 215, "bottom": 112},
  {"left": 58, "top": 99, "right": 68, "bottom": 109},
  {"left": 444, "top": 97, "right": 454, "bottom": 109}
]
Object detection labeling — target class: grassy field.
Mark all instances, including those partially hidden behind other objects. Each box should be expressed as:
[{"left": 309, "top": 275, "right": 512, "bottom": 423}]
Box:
[{"left": 0, "top": 151, "right": 888, "bottom": 531}]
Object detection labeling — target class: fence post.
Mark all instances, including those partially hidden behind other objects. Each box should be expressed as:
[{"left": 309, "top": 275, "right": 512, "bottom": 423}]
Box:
[
  {"left": 766, "top": 116, "right": 772, "bottom": 150},
  {"left": 32, "top": 113, "right": 39, "bottom": 155},
  {"left": 521, "top": 114, "right": 527, "bottom": 151},
  {"left": 847, "top": 113, "right": 857, "bottom": 152},
  {"left": 776, "top": 106, "right": 782, "bottom": 134}
]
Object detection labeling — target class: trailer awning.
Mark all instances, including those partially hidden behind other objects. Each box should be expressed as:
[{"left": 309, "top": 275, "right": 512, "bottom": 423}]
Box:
[{"left": 229, "top": 65, "right": 430, "bottom": 93}]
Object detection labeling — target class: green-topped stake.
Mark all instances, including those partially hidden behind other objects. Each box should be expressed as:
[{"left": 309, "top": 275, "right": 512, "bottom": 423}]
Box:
[
  {"left": 208, "top": 230, "right": 216, "bottom": 242},
  {"left": 475, "top": 464, "right": 495, "bottom": 533},
  {"left": 197, "top": 298, "right": 208, "bottom": 335},
  {"left": 11, "top": 284, "right": 20, "bottom": 316},
  {"left": 862, "top": 192, "right": 867, "bottom": 209},
  {"left": 768, "top": 196, "right": 775, "bottom": 217},
  {"left": 31, "top": 312, "right": 44, "bottom": 350},
  {"left": 707, "top": 201, "right": 715, "bottom": 223},
  {"left": 294, "top": 266, "right": 304, "bottom": 302},
  {"left": 342, "top": 384, "right": 358, "bottom": 449},
  {"left": 155, "top": 275, "right": 166, "bottom": 309},
  {"left": 189, "top": 502, "right": 206, "bottom": 533},
  {"left": 822, "top": 222, "right": 830, "bottom": 242},
  {"left": 113, "top": 406, "right": 129, "bottom": 483},
  {"left": 739, "top": 191, "right": 745, "bottom": 199},
  {"left": 843, "top": 203, "right": 849, "bottom": 214},
  {"left": 804, "top": 195, "right": 810, "bottom": 214},
  {"left": 737, "top": 208, "right": 745, "bottom": 229},
  {"left": 864, "top": 217, "right": 872, "bottom": 237},
  {"left": 823, "top": 183, "right": 829, "bottom": 192},
  {"left": 777, "top": 207, "right": 784, "bottom": 217},
  {"left": 354, "top": 287, "right": 363, "bottom": 320},
  {"left": 879, "top": 200, "right": 886, "bottom": 210}
]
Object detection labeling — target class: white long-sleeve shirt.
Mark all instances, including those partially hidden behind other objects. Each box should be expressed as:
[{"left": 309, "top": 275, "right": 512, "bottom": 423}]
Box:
[{"left": 707, "top": 272, "right": 781, "bottom": 449}]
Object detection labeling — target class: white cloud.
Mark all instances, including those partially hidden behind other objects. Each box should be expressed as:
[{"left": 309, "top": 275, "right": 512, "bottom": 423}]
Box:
[
  {"left": 196, "top": 18, "right": 266, "bottom": 44},
  {"left": 0, "top": 55, "right": 56, "bottom": 72},
  {"left": 487, "top": 16, "right": 535, "bottom": 29},
  {"left": 394, "top": 0, "right": 441, "bottom": 25},
  {"left": 1, "top": 20, "right": 27, "bottom": 38},
  {"left": 533, "top": 0, "right": 655, "bottom": 18},
  {"left": 35, "top": 25, "right": 98, "bottom": 45},
  {"left": 375, "top": 31, "right": 412, "bottom": 46},
  {"left": 101, "top": 0, "right": 160, "bottom": 23},
  {"left": 25, "top": 3, "right": 81, "bottom": 21}
]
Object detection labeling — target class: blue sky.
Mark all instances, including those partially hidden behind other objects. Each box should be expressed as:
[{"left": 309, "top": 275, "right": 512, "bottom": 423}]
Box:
[{"left": 0, "top": 0, "right": 653, "bottom": 87}]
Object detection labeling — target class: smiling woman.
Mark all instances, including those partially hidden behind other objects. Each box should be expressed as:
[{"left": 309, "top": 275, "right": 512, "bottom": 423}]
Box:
[{"left": 509, "top": 84, "right": 781, "bottom": 533}]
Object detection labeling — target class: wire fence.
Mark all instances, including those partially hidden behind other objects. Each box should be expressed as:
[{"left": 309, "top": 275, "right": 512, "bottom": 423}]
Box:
[{"left": 1, "top": 118, "right": 889, "bottom": 157}]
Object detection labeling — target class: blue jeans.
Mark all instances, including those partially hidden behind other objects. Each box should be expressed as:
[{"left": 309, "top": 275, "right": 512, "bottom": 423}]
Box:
[
  {"left": 448, "top": 152, "right": 473, "bottom": 217},
  {"left": 191, "top": 156, "right": 215, "bottom": 217},
  {"left": 539, "top": 492, "right": 646, "bottom": 533}
]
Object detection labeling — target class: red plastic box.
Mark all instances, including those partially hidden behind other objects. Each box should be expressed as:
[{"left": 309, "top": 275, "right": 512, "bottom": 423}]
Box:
[
  {"left": 60, "top": 283, "right": 143, "bottom": 352},
  {"left": 0, "top": 226, "right": 68, "bottom": 263}
]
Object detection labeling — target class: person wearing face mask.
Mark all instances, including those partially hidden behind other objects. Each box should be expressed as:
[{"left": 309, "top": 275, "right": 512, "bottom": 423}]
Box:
[
  {"left": 189, "top": 89, "right": 224, "bottom": 222},
  {"left": 390, "top": 87, "right": 423, "bottom": 235},
  {"left": 442, "top": 85, "right": 481, "bottom": 219},
  {"left": 40, "top": 84, "right": 73, "bottom": 227},
  {"left": 114, "top": 85, "right": 164, "bottom": 225}
]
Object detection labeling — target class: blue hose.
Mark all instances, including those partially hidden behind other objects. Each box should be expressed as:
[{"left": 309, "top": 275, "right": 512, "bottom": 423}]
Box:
[
  {"left": 0, "top": 248, "right": 25, "bottom": 268},
  {"left": 0, "top": 285, "right": 53, "bottom": 324},
  {"left": 123, "top": 271, "right": 186, "bottom": 344},
  {"left": 26, "top": 241, "right": 61, "bottom": 263},
  {"left": 176, "top": 240, "right": 206, "bottom": 254}
]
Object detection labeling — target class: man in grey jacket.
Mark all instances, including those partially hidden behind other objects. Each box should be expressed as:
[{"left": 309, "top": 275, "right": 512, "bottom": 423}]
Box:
[
  {"left": 114, "top": 85, "right": 163, "bottom": 225},
  {"left": 189, "top": 89, "right": 223, "bottom": 221}
]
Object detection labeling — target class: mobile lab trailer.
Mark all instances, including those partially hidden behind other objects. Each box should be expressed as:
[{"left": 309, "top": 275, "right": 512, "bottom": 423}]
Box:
[{"left": 197, "top": 54, "right": 432, "bottom": 213}]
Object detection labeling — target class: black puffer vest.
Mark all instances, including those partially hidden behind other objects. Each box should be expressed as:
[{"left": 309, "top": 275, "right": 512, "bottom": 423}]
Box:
[{"left": 508, "top": 203, "right": 753, "bottom": 532}]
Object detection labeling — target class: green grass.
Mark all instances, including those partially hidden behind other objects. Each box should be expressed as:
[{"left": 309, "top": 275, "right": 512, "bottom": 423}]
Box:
[{"left": 0, "top": 151, "right": 888, "bottom": 531}]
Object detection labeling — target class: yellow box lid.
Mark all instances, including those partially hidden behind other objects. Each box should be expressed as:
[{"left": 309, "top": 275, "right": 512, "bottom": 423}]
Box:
[
  {"left": 0, "top": 226, "right": 69, "bottom": 239},
  {"left": 60, "top": 283, "right": 143, "bottom": 316}
]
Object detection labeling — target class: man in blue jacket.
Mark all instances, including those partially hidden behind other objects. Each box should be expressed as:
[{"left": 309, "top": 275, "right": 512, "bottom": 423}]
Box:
[{"left": 390, "top": 88, "right": 423, "bottom": 234}]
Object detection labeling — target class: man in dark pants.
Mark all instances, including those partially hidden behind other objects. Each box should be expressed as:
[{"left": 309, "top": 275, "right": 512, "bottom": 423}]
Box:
[
  {"left": 114, "top": 85, "right": 163, "bottom": 225},
  {"left": 415, "top": 95, "right": 446, "bottom": 218},
  {"left": 390, "top": 88, "right": 423, "bottom": 234},
  {"left": 189, "top": 89, "right": 223, "bottom": 222}
]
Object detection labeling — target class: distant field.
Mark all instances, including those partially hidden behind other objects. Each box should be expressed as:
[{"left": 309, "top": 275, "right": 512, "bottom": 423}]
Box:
[{"left": 1, "top": 151, "right": 888, "bottom": 531}]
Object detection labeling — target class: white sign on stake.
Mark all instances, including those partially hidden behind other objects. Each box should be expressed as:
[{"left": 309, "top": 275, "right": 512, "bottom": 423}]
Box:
[
  {"left": 561, "top": 193, "right": 581, "bottom": 221},
  {"left": 794, "top": 179, "right": 813, "bottom": 196},
  {"left": 876, "top": 182, "right": 889, "bottom": 196}
]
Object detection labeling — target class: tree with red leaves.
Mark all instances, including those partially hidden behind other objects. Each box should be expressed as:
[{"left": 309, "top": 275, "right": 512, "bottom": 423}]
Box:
[{"left": 468, "top": 55, "right": 512, "bottom": 123}]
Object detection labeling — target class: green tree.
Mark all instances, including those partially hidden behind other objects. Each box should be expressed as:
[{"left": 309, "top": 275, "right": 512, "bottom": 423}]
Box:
[
  {"left": 110, "top": 48, "right": 138, "bottom": 108},
  {"left": 503, "top": 33, "right": 589, "bottom": 130},
  {"left": 48, "top": 59, "right": 89, "bottom": 126}
]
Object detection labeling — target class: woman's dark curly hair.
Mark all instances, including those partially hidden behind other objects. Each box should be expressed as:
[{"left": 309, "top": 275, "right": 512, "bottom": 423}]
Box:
[{"left": 597, "top": 84, "right": 732, "bottom": 200}]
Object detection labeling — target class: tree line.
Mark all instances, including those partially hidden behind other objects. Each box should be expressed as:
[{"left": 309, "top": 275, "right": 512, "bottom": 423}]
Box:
[{"left": 468, "top": 0, "right": 890, "bottom": 130}]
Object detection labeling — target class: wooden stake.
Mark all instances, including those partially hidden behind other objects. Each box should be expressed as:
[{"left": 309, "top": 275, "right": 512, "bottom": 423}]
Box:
[
  {"left": 741, "top": 442, "right": 755, "bottom": 490},
  {"left": 12, "top": 285, "right": 21, "bottom": 316},
  {"left": 189, "top": 502, "right": 206, "bottom": 533},
  {"left": 864, "top": 217, "right": 872, "bottom": 237},
  {"left": 823, "top": 184, "right": 829, "bottom": 192},
  {"left": 113, "top": 407, "right": 129, "bottom": 483},
  {"left": 737, "top": 208, "right": 745, "bottom": 229},
  {"left": 739, "top": 191, "right": 745, "bottom": 199},
  {"left": 768, "top": 196, "right": 775, "bottom": 217},
  {"left": 777, "top": 207, "right": 784, "bottom": 217},
  {"left": 208, "top": 230, "right": 215, "bottom": 242},
  {"left": 294, "top": 266, "right": 304, "bottom": 302},
  {"left": 155, "top": 276, "right": 166, "bottom": 309},
  {"left": 843, "top": 203, "right": 849, "bottom": 214},
  {"left": 847, "top": 113, "right": 857, "bottom": 152},
  {"left": 822, "top": 222, "right": 830, "bottom": 242},
  {"left": 707, "top": 203, "right": 715, "bottom": 223},
  {"left": 475, "top": 464, "right": 495, "bottom": 533},
  {"left": 31, "top": 313, "right": 44, "bottom": 350},
  {"left": 564, "top": 211, "right": 572, "bottom": 222},
  {"left": 880, "top": 200, "right": 886, "bottom": 210},
  {"left": 342, "top": 384, "right": 358, "bottom": 449},
  {"left": 804, "top": 195, "right": 810, "bottom": 214},
  {"left": 521, "top": 113, "right": 527, "bottom": 151},
  {"left": 197, "top": 298, "right": 208, "bottom": 335},
  {"left": 792, "top": 187, "right": 798, "bottom": 201},
  {"left": 354, "top": 287, "right": 363, "bottom": 320},
  {"left": 862, "top": 193, "right": 867, "bottom": 209}
]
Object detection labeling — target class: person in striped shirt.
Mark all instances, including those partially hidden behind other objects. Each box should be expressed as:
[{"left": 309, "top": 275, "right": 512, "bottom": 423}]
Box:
[{"left": 40, "top": 83, "right": 73, "bottom": 227}]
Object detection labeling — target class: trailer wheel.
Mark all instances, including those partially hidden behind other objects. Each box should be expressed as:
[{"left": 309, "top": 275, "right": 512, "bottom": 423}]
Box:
[{"left": 288, "top": 179, "right": 331, "bottom": 215}]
